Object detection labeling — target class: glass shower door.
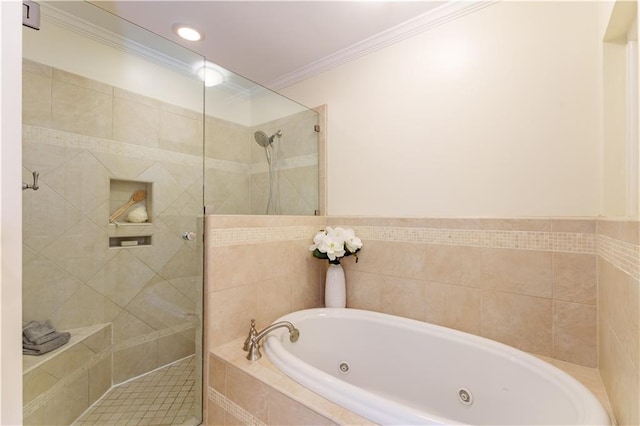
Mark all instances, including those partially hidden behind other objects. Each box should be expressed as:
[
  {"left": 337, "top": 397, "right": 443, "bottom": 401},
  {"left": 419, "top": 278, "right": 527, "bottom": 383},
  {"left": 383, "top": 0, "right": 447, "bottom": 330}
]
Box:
[{"left": 21, "top": 2, "right": 204, "bottom": 424}]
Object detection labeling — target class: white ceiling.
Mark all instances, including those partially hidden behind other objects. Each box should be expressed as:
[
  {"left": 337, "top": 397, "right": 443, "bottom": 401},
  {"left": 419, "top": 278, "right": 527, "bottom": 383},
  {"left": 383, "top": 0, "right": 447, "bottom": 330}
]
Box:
[{"left": 93, "top": 1, "right": 450, "bottom": 89}]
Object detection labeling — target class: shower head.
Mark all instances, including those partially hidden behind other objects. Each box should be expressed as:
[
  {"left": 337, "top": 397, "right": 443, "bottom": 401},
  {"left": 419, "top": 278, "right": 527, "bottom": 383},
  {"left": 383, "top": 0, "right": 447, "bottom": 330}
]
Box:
[
  {"left": 254, "top": 130, "right": 283, "bottom": 147},
  {"left": 254, "top": 131, "right": 271, "bottom": 147}
]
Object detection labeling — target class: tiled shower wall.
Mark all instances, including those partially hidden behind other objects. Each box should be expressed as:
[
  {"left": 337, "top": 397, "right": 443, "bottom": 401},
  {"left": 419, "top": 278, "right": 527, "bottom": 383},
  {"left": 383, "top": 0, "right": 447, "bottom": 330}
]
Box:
[
  {"left": 204, "top": 107, "right": 319, "bottom": 216},
  {"left": 597, "top": 219, "right": 640, "bottom": 425},
  {"left": 22, "top": 57, "right": 202, "bottom": 420}
]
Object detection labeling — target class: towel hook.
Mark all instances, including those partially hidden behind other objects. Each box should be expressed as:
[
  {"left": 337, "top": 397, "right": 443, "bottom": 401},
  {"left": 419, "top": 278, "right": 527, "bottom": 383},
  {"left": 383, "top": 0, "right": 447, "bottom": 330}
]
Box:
[{"left": 22, "top": 171, "right": 39, "bottom": 191}]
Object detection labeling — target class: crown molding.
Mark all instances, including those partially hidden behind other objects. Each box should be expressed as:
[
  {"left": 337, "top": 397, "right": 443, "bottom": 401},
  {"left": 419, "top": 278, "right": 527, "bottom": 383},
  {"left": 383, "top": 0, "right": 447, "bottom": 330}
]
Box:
[
  {"left": 40, "top": 2, "right": 251, "bottom": 97},
  {"left": 266, "top": 0, "right": 499, "bottom": 91}
]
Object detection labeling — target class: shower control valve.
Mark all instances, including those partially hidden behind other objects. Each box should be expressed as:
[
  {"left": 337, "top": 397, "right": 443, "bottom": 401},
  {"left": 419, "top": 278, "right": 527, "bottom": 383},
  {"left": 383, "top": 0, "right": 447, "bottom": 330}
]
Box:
[{"left": 22, "top": 171, "right": 39, "bottom": 191}]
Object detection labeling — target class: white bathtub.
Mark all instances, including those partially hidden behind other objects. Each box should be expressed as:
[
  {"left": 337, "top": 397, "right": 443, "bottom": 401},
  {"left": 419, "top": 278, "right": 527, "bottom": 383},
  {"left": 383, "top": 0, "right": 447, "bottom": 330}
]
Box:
[{"left": 263, "top": 308, "right": 609, "bottom": 425}]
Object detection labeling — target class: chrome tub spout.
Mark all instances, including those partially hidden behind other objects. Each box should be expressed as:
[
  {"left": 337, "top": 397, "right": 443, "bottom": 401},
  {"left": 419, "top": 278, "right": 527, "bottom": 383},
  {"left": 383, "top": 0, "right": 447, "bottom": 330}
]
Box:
[{"left": 243, "top": 319, "right": 300, "bottom": 361}]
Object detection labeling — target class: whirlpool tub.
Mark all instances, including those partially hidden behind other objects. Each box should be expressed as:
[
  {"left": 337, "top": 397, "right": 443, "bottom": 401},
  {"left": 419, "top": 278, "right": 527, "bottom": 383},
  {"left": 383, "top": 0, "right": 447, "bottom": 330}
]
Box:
[{"left": 263, "top": 308, "right": 609, "bottom": 425}]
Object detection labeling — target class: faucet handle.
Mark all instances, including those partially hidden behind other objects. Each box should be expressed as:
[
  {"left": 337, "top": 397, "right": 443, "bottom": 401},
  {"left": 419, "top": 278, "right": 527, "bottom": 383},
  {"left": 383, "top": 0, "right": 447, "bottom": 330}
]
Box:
[{"left": 242, "top": 319, "right": 258, "bottom": 352}]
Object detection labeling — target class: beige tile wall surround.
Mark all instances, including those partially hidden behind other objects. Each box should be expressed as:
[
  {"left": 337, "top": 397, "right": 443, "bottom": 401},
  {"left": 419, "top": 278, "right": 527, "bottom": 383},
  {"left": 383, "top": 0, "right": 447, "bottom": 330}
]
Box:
[
  {"left": 205, "top": 215, "right": 326, "bottom": 350},
  {"left": 597, "top": 219, "right": 640, "bottom": 426},
  {"left": 207, "top": 339, "right": 374, "bottom": 426},
  {"left": 324, "top": 217, "right": 598, "bottom": 367},
  {"left": 207, "top": 337, "right": 611, "bottom": 426},
  {"left": 205, "top": 216, "right": 620, "bottom": 424}
]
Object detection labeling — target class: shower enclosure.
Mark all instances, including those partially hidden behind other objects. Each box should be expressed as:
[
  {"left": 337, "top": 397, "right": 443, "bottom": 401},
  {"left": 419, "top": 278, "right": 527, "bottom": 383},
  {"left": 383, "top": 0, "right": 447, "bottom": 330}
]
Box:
[{"left": 21, "top": 1, "right": 319, "bottom": 425}]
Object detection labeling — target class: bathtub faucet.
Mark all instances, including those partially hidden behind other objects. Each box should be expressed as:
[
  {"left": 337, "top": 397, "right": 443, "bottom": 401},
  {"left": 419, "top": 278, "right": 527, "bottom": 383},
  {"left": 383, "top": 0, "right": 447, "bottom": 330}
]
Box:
[{"left": 243, "top": 319, "right": 300, "bottom": 361}]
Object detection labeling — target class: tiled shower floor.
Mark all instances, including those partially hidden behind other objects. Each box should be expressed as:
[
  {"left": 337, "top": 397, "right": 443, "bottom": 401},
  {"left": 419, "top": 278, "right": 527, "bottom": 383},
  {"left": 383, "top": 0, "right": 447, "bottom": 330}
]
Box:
[{"left": 74, "top": 356, "right": 199, "bottom": 426}]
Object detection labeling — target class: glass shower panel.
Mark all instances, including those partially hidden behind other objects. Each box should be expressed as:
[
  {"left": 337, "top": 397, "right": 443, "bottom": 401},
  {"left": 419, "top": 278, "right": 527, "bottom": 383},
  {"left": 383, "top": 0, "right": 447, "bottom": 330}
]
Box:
[
  {"left": 204, "top": 71, "right": 320, "bottom": 215},
  {"left": 21, "top": 2, "right": 204, "bottom": 424}
]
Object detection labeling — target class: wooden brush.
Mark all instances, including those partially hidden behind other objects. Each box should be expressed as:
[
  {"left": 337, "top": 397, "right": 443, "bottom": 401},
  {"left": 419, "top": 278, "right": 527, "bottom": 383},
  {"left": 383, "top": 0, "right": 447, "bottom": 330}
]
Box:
[{"left": 109, "top": 190, "right": 146, "bottom": 223}]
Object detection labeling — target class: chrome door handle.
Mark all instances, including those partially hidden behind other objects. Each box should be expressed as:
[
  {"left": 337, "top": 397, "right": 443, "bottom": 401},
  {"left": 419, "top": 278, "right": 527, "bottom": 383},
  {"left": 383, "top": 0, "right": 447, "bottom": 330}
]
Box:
[{"left": 182, "top": 231, "right": 196, "bottom": 241}]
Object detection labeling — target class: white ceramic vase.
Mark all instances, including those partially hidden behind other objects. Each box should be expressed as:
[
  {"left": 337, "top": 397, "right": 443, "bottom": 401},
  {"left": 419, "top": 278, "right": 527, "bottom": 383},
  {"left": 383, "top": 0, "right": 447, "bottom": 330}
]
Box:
[{"left": 325, "top": 263, "right": 346, "bottom": 308}]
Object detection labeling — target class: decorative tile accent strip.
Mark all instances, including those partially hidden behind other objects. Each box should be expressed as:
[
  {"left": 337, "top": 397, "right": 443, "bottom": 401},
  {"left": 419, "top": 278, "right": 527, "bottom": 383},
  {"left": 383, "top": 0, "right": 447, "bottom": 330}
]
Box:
[
  {"left": 24, "top": 125, "right": 246, "bottom": 172},
  {"left": 208, "top": 226, "right": 321, "bottom": 247},
  {"left": 250, "top": 153, "right": 318, "bottom": 174},
  {"left": 349, "top": 226, "right": 596, "bottom": 254},
  {"left": 208, "top": 387, "right": 267, "bottom": 426},
  {"left": 598, "top": 234, "right": 640, "bottom": 280},
  {"left": 209, "top": 224, "right": 596, "bottom": 253},
  {"left": 111, "top": 322, "right": 196, "bottom": 352},
  {"left": 25, "top": 126, "right": 316, "bottom": 176}
]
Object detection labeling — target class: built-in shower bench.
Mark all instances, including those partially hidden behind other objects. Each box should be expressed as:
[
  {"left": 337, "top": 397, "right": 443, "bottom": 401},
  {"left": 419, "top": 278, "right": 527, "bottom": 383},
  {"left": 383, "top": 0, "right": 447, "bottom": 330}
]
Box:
[{"left": 22, "top": 323, "right": 112, "bottom": 425}]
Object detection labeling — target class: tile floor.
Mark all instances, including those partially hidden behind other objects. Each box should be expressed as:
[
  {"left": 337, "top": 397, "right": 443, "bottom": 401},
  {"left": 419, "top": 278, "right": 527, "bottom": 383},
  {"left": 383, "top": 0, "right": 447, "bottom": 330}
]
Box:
[{"left": 74, "top": 356, "right": 199, "bottom": 426}]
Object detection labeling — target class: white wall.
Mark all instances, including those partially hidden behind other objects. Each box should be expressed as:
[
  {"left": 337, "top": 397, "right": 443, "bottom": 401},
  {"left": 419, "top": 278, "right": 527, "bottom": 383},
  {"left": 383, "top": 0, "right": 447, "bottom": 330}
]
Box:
[
  {"left": 0, "top": 1, "right": 23, "bottom": 424},
  {"left": 281, "top": 2, "right": 601, "bottom": 217}
]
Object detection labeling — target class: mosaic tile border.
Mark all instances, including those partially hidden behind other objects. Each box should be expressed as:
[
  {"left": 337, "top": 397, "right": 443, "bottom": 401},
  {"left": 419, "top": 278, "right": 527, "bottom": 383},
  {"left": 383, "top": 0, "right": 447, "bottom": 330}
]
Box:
[
  {"left": 598, "top": 234, "right": 640, "bottom": 280},
  {"left": 352, "top": 226, "right": 596, "bottom": 254},
  {"left": 208, "top": 226, "right": 322, "bottom": 247},
  {"left": 208, "top": 387, "right": 266, "bottom": 426},
  {"left": 112, "top": 323, "right": 197, "bottom": 352},
  {"left": 208, "top": 224, "right": 596, "bottom": 254},
  {"left": 26, "top": 126, "right": 317, "bottom": 175}
]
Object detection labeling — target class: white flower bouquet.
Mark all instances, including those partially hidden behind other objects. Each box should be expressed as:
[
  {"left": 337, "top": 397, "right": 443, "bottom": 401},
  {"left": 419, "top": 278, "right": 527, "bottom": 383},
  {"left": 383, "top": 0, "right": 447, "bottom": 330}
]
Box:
[{"left": 309, "top": 226, "right": 363, "bottom": 264}]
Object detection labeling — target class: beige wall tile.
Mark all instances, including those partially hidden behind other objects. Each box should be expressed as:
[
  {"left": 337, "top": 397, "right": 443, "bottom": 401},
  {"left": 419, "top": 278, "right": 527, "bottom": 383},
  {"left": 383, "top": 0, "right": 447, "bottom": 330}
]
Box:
[
  {"left": 208, "top": 284, "right": 257, "bottom": 347},
  {"left": 40, "top": 343, "right": 94, "bottom": 379},
  {"left": 599, "top": 258, "right": 639, "bottom": 371},
  {"left": 157, "top": 328, "right": 196, "bottom": 366},
  {"left": 43, "top": 370, "right": 89, "bottom": 425},
  {"left": 553, "top": 253, "right": 596, "bottom": 305},
  {"left": 425, "top": 282, "right": 482, "bottom": 335},
  {"left": 424, "top": 245, "right": 484, "bottom": 287},
  {"left": 23, "top": 368, "right": 57, "bottom": 405},
  {"left": 553, "top": 301, "right": 596, "bottom": 367},
  {"left": 599, "top": 318, "right": 640, "bottom": 426},
  {"left": 345, "top": 270, "right": 383, "bottom": 312},
  {"left": 51, "top": 78, "right": 113, "bottom": 138},
  {"left": 378, "top": 276, "right": 426, "bottom": 321},
  {"left": 52, "top": 68, "right": 112, "bottom": 94},
  {"left": 348, "top": 240, "right": 426, "bottom": 280},
  {"left": 83, "top": 324, "right": 111, "bottom": 353},
  {"left": 482, "top": 290, "right": 553, "bottom": 356},
  {"left": 225, "top": 365, "right": 270, "bottom": 423},
  {"left": 23, "top": 65, "right": 52, "bottom": 127},
  {"left": 205, "top": 116, "right": 251, "bottom": 163},
  {"left": 551, "top": 219, "right": 596, "bottom": 233},
  {"left": 257, "top": 276, "right": 293, "bottom": 326},
  {"left": 206, "top": 398, "right": 226, "bottom": 426},
  {"left": 209, "top": 354, "right": 227, "bottom": 393},
  {"left": 291, "top": 240, "right": 324, "bottom": 311},
  {"left": 483, "top": 248, "right": 553, "bottom": 298},
  {"left": 598, "top": 219, "right": 640, "bottom": 243},
  {"left": 268, "top": 390, "right": 337, "bottom": 425},
  {"left": 160, "top": 108, "right": 203, "bottom": 156},
  {"left": 209, "top": 241, "right": 292, "bottom": 291},
  {"left": 113, "top": 96, "right": 160, "bottom": 148},
  {"left": 126, "top": 275, "right": 196, "bottom": 330},
  {"left": 88, "top": 355, "right": 112, "bottom": 405},
  {"left": 113, "top": 340, "right": 158, "bottom": 384}
]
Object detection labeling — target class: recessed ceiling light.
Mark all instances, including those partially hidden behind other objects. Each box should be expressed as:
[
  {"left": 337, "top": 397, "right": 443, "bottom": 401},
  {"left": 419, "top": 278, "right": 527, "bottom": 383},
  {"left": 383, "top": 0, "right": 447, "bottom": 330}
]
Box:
[
  {"left": 196, "top": 62, "right": 224, "bottom": 87},
  {"left": 173, "top": 24, "right": 203, "bottom": 41}
]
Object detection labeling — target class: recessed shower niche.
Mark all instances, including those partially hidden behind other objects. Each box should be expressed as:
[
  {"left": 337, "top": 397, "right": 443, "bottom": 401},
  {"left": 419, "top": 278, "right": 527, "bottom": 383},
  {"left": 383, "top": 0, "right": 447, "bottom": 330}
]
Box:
[{"left": 108, "top": 179, "right": 153, "bottom": 248}]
